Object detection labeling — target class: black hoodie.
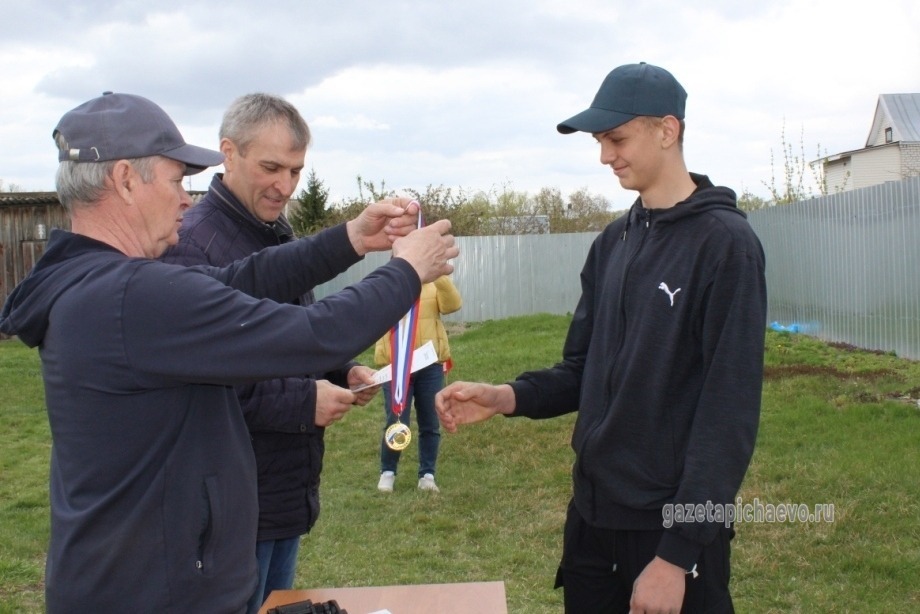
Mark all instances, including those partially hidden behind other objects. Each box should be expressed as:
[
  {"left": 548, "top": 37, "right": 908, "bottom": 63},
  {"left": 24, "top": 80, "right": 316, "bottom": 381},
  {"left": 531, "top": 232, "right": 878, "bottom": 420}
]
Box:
[
  {"left": 510, "top": 174, "right": 767, "bottom": 569},
  {"left": 0, "top": 224, "right": 420, "bottom": 612}
]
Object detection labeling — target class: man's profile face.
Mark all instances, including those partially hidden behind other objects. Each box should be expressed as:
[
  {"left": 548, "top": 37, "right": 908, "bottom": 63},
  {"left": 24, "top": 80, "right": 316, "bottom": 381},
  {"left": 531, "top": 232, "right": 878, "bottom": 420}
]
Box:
[
  {"left": 134, "top": 157, "right": 192, "bottom": 258},
  {"left": 221, "top": 121, "right": 306, "bottom": 223}
]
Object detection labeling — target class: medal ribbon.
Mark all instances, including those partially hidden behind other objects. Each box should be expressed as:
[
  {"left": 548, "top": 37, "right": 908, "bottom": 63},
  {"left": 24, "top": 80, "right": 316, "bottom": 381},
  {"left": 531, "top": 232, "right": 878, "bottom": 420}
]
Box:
[{"left": 389, "top": 201, "right": 424, "bottom": 419}]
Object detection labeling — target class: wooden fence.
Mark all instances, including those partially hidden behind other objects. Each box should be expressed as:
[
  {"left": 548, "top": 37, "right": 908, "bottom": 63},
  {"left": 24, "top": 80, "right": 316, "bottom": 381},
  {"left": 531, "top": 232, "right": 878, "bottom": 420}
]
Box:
[{"left": 0, "top": 194, "right": 71, "bottom": 324}]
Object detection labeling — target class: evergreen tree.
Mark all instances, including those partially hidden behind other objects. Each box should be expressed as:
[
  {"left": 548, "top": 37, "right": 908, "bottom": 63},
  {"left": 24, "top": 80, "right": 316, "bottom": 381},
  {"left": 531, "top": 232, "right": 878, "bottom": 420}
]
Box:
[{"left": 289, "top": 169, "right": 329, "bottom": 236}]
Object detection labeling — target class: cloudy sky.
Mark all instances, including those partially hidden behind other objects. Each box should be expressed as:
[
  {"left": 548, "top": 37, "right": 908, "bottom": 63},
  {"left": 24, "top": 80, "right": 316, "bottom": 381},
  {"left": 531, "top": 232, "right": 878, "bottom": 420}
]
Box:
[{"left": 2, "top": 0, "right": 918, "bottom": 209}]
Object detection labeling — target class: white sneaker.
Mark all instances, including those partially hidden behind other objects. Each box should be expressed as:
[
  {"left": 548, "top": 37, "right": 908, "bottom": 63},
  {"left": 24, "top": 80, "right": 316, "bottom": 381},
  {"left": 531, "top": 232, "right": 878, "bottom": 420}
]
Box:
[
  {"left": 377, "top": 471, "right": 395, "bottom": 492},
  {"left": 417, "top": 473, "right": 440, "bottom": 492}
]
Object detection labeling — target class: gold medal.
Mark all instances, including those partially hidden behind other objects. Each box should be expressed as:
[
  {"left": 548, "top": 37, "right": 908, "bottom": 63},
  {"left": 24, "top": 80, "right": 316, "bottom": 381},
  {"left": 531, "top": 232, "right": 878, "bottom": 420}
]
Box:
[{"left": 385, "top": 422, "right": 412, "bottom": 451}]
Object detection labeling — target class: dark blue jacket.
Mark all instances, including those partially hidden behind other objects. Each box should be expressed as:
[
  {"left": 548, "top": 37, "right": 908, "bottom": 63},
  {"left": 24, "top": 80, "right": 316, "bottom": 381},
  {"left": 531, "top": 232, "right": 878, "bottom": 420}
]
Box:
[
  {"left": 0, "top": 222, "right": 420, "bottom": 613},
  {"left": 161, "top": 174, "right": 353, "bottom": 540}
]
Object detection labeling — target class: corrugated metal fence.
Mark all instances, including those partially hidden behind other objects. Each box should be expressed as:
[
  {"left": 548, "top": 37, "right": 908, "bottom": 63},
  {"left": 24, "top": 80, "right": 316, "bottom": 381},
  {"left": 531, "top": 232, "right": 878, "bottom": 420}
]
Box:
[
  {"left": 315, "top": 232, "right": 598, "bottom": 323},
  {"left": 317, "top": 176, "right": 920, "bottom": 360},
  {"left": 748, "top": 176, "right": 920, "bottom": 360}
]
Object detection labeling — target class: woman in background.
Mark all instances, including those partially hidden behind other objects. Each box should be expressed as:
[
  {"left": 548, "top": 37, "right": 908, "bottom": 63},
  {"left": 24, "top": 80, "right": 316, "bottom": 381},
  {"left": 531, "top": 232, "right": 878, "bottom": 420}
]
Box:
[{"left": 375, "top": 275, "right": 462, "bottom": 493}]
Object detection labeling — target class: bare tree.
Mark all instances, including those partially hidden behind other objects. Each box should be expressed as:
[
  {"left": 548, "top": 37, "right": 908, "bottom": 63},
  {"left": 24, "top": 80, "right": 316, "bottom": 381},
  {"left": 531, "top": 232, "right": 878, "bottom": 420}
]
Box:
[
  {"left": 764, "top": 121, "right": 827, "bottom": 205},
  {"left": 0, "top": 179, "right": 24, "bottom": 192}
]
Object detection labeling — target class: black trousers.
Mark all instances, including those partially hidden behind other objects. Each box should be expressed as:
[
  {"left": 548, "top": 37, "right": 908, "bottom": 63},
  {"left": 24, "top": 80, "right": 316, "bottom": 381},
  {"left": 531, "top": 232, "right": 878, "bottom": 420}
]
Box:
[{"left": 555, "top": 500, "right": 735, "bottom": 613}]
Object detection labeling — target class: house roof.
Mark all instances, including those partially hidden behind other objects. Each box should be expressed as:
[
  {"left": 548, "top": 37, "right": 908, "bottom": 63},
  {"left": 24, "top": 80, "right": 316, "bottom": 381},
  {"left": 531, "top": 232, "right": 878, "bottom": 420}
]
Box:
[{"left": 867, "top": 93, "right": 920, "bottom": 145}]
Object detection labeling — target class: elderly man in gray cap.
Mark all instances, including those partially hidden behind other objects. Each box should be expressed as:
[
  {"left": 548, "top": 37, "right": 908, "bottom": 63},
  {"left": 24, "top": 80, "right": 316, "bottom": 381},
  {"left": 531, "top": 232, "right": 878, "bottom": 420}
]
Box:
[
  {"left": 0, "top": 91, "right": 457, "bottom": 613},
  {"left": 437, "top": 63, "right": 766, "bottom": 613}
]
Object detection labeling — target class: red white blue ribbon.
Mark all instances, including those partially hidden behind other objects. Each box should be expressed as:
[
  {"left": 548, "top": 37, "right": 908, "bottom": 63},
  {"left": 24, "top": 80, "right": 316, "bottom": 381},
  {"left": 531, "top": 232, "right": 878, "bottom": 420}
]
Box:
[{"left": 389, "top": 201, "right": 423, "bottom": 418}]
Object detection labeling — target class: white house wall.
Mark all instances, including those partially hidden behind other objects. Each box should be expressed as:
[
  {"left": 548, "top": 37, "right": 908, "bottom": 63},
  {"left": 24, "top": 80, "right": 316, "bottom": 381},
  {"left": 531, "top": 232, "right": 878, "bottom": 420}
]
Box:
[
  {"left": 827, "top": 145, "right": 902, "bottom": 191},
  {"left": 901, "top": 143, "right": 920, "bottom": 176},
  {"left": 825, "top": 159, "right": 851, "bottom": 193}
]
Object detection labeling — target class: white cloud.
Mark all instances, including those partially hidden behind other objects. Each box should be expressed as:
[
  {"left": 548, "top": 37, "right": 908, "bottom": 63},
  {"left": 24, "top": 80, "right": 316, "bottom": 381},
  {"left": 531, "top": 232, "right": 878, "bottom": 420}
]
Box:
[
  {"left": 1, "top": 0, "right": 918, "bottom": 202},
  {"left": 310, "top": 114, "right": 391, "bottom": 131}
]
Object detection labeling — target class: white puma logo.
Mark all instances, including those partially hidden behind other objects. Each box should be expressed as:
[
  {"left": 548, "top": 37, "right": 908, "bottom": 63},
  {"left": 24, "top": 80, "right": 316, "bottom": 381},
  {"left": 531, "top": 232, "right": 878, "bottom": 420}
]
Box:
[{"left": 658, "top": 282, "right": 681, "bottom": 307}]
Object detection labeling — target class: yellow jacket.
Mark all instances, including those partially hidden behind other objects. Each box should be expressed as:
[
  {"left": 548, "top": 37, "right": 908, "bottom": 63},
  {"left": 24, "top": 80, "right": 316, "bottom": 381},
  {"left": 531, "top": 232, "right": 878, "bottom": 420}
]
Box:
[{"left": 374, "top": 275, "right": 462, "bottom": 366}]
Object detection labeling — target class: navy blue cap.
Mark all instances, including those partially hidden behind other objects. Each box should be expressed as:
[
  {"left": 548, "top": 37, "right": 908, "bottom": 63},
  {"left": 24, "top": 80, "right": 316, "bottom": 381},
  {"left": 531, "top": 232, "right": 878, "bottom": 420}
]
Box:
[
  {"left": 53, "top": 92, "right": 224, "bottom": 176},
  {"left": 557, "top": 62, "right": 687, "bottom": 134}
]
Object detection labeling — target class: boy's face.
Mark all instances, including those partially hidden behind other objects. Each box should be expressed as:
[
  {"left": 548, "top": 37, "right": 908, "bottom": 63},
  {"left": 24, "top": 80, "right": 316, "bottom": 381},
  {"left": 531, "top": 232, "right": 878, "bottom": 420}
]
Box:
[{"left": 593, "top": 117, "right": 668, "bottom": 194}]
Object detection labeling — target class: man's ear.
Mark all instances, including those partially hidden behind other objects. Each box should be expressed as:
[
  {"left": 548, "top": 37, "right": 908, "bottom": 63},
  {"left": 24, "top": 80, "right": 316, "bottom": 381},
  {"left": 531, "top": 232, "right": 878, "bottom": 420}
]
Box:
[
  {"left": 110, "top": 160, "right": 137, "bottom": 203},
  {"left": 219, "top": 138, "right": 237, "bottom": 168},
  {"left": 660, "top": 115, "right": 681, "bottom": 149}
]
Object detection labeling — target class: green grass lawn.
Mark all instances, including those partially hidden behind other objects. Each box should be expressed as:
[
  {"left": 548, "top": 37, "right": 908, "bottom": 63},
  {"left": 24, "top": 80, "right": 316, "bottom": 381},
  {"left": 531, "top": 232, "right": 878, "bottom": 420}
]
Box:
[
  {"left": 1, "top": 315, "right": 918, "bottom": 612},
  {"left": 0, "top": 339, "right": 50, "bottom": 611}
]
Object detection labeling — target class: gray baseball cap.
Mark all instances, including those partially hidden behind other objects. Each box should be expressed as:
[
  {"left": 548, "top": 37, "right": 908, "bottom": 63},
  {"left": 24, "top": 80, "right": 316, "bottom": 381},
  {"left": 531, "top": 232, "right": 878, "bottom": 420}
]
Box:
[
  {"left": 557, "top": 62, "right": 687, "bottom": 135},
  {"left": 53, "top": 92, "right": 224, "bottom": 175}
]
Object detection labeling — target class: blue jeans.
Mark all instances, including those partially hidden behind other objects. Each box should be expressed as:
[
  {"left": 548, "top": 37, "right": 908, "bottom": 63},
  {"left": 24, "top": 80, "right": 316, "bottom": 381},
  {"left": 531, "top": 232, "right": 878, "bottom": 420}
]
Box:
[
  {"left": 380, "top": 362, "right": 443, "bottom": 478},
  {"left": 246, "top": 536, "right": 301, "bottom": 614}
]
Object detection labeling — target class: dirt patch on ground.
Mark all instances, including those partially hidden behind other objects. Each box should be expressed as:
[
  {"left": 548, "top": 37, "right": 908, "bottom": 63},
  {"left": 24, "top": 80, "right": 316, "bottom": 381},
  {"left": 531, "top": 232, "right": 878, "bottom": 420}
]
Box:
[
  {"left": 825, "top": 341, "right": 892, "bottom": 356},
  {"left": 762, "top": 365, "right": 896, "bottom": 381},
  {"left": 763, "top": 365, "right": 920, "bottom": 406},
  {"left": 444, "top": 321, "right": 471, "bottom": 336}
]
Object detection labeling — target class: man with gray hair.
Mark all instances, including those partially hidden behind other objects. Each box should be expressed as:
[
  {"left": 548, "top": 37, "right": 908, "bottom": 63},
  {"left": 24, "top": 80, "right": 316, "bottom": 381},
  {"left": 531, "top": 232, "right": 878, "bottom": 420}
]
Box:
[
  {"left": 162, "top": 93, "right": 378, "bottom": 612},
  {"left": 0, "top": 91, "right": 457, "bottom": 613}
]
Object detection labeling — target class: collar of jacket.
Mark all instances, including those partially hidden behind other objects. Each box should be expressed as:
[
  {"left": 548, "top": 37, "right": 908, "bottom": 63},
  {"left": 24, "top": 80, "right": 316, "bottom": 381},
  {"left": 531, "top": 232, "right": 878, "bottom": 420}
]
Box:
[{"left": 620, "top": 172, "right": 720, "bottom": 241}]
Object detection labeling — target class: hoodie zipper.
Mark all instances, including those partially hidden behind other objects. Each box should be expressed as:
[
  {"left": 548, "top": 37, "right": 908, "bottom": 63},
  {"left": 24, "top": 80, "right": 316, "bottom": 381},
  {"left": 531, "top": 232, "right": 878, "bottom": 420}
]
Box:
[{"left": 577, "top": 207, "right": 652, "bottom": 479}]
